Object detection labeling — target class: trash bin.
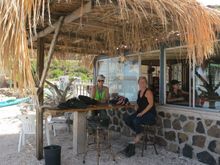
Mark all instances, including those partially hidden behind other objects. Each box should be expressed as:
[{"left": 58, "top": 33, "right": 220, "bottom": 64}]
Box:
[{"left": 44, "top": 145, "right": 61, "bottom": 165}]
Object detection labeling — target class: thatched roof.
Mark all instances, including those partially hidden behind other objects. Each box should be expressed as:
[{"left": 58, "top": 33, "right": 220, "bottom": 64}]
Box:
[{"left": 1, "top": 0, "right": 220, "bottom": 92}]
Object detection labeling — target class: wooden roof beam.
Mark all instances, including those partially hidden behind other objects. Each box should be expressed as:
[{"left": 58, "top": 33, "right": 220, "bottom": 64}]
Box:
[
  {"left": 48, "top": 43, "right": 101, "bottom": 51},
  {"left": 31, "top": 42, "right": 101, "bottom": 54},
  {"left": 42, "top": 36, "right": 105, "bottom": 48},
  {"left": 38, "top": 16, "right": 64, "bottom": 89},
  {"left": 70, "top": 21, "right": 121, "bottom": 31},
  {"left": 40, "top": 45, "right": 100, "bottom": 55},
  {"left": 44, "top": 32, "right": 105, "bottom": 46},
  {"left": 30, "top": 1, "right": 92, "bottom": 42},
  {"left": 43, "top": 41, "right": 103, "bottom": 51}
]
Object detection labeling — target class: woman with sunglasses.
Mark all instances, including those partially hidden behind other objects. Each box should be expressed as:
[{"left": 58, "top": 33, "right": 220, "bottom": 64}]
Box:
[
  {"left": 89, "top": 75, "right": 110, "bottom": 128},
  {"left": 91, "top": 74, "right": 110, "bottom": 103}
]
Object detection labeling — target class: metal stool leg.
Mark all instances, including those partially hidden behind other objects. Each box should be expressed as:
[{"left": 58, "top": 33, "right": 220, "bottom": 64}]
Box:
[
  {"left": 83, "top": 125, "right": 101, "bottom": 165},
  {"left": 83, "top": 120, "right": 115, "bottom": 164},
  {"left": 107, "top": 129, "right": 116, "bottom": 161},
  {"left": 141, "top": 125, "right": 158, "bottom": 156},
  {"left": 141, "top": 126, "right": 149, "bottom": 157},
  {"left": 152, "top": 130, "right": 158, "bottom": 155},
  {"left": 96, "top": 127, "right": 100, "bottom": 165},
  {"left": 83, "top": 126, "right": 89, "bottom": 164},
  {"left": 141, "top": 128, "right": 145, "bottom": 157}
]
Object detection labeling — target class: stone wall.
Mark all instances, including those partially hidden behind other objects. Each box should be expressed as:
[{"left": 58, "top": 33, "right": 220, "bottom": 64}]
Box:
[
  {"left": 107, "top": 106, "right": 220, "bottom": 165},
  {"left": 107, "top": 107, "right": 135, "bottom": 136}
]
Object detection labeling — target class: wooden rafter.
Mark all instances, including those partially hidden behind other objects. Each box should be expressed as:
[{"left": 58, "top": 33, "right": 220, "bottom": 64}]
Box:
[
  {"left": 41, "top": 45, "right": 101, "bottom": 55},
  {"left": 31, "top": 1, "right": 92, "bottom": 42},
  {"left": 70, "top": 21, "right": 121, "bottom": 31},
  {"left": 38, "top": 16, "right": 64, "bottom": 89}
]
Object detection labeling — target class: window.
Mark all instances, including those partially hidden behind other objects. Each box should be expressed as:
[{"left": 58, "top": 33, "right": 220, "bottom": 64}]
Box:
[
  {"left": 97, "top": 59, "right": 109, "bottom": 84},
  {"left": 164, "top": 42, "right": 220, "bottom": 111},
  {"left": 165, "top": 47, "right": 190, "bottom": 106},
  {"left": 194, "top": 52, "right": 220, "bottom": 110},
  {"left": 97, "top": 55, "right": 139, "bottom": 101},
  {"left": 96, "top": 41, "right": 220, "bottom": 111},
  {"left": 141, "top": 51, "right": 160, "bottom": 102}
]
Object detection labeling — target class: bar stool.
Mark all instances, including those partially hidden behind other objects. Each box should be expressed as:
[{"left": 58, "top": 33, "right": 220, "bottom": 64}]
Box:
[
  {"left": 83, "top": 113, "right": 115, "bottom": 165},
  {"left": 141, "top": 122, "right": 158, "bottom": 156}
]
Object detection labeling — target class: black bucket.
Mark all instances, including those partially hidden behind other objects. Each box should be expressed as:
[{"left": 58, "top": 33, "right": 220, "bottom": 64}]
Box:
[{"left": 44, "top": 145, "right": 61, "bottom": 165}]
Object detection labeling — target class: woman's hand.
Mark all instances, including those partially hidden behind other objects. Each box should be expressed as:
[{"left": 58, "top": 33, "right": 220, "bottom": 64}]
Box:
[
  {"left": 134, "top": 104, "right": 138, "bottom": 111},
  {"left": 137, "top": 112, "right": 144, "bottom": 117}
]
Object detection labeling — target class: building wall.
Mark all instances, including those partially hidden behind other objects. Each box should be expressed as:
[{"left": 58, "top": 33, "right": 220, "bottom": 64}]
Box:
[{"left": 107, "top": 106, "right": 220, "bottom": 165}]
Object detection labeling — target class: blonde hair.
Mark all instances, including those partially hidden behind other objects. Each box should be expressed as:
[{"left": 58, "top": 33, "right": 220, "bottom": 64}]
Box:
[{"left": 138, "top": 76, "right": 147, "bottom": 83}]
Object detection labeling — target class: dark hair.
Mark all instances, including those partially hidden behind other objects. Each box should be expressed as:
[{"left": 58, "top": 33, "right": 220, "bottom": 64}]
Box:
[
  {"left": 170, "top": 80, "right": 180, "bottom": 92},
  {"left": 170, "top": 80, "right": 180, "bottom": 85}
]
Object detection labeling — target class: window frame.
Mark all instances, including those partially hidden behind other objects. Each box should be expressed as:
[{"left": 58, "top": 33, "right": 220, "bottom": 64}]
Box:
[
  {"left": 162, "top": 42, "right": 220, "bottom": 112},
  {"left": 164, "top": 46, "right": 191, "bottom": 107}
]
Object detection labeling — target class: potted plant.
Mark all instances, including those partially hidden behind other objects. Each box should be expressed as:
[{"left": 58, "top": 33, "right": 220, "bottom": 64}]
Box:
[{"left": 195, "top": 63, "right": 220, "bottom": 109}]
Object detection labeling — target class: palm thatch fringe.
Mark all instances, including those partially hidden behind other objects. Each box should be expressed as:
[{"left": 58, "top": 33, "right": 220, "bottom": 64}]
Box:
[
  {"left": 0, "top": 0, "right": 220, "bottom": 92},
  {"left": 0, "top": 0, "right": 48, "bottom": 94}
]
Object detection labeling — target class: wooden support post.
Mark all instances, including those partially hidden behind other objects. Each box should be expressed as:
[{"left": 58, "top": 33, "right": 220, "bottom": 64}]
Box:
[
  {"left": 73, "top": 112, "right": 87, "bottom": 155},
  {"left": 36, "top": 16, "right": 64, "bottom": 160},
  {"left": 36, "top": 107, "right": 44, "bottom": 160},
  {"left": 38, "top": 16, "right": 64, "bottom": 89},
  {"left": 159, "top": 44, "right": 165, "bottom": 104},
  {"left": 37, "top": 37, "right": 45, "bottom": 105},
  {"left": 36, "top": 37, "right": 44, "bottom": 160}
]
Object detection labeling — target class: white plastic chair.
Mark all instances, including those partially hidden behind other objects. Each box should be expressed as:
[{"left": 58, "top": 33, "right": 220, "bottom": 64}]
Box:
[
  {"left": 17, "top": 114, "right": 50, "bottom": 152},
  {"left": 46, "top": 113, "right": 72, "bottom": 136}
]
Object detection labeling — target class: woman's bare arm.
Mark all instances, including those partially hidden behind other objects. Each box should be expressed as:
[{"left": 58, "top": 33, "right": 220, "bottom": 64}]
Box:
[
  {"left": 181, "top": 90, "right": 189, "bottom": 95},
  {"left": 167, "top": 92, "right": 184, "bottom": 103},
  {"left": 137, "top": 90, "right": 154, "bottom": 117},
  {"left": 105, "top": 87, "right": 110, "bottom": 102},
  {"left": 91, "top": 86, "right": 96, "bottom": 99}
]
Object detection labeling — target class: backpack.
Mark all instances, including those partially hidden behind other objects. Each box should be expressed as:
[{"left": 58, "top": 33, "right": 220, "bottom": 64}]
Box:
[
  {"left": 78, "top": 95, "right": 98, "bottom": 105},
  {"left": 57, "top": 97, "right": 87, "bottom": 109}
]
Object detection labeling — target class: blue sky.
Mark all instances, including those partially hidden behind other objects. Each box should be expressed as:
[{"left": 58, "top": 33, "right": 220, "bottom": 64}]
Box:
[{"left": 197, "top": 0, "right": 220, "bottom": 6}]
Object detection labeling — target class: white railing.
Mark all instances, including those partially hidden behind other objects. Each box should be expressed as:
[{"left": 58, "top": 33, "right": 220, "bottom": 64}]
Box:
[{"left": 72, "top": 82, "right": 93, "bottom": 97}]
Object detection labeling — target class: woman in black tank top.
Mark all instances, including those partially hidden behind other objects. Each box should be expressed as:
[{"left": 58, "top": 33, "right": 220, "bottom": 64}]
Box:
[
  {"left": 124, "top": 76, "right": 156, "bottom": 144},
  {"left": 137, "top": 88, "right": 156, "bottom": 115}
]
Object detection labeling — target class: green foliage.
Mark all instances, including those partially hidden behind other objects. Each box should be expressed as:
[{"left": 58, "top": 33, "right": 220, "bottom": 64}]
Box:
[
  {"left": 74, "top": 68, "right": 88, "bottom": 74},
  {"left": 30, "top": 59, "right": 92, "bottom": 82},
  {"left": 50, "top": 69, "right": 64, "bottom": 78},
  {"left": 44, "top": 79, "right": 75, "bottom": 105}
]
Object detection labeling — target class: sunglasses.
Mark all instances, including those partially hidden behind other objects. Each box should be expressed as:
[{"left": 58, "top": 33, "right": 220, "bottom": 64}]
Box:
[{"left": 98, "top": 80, "right": 104, "bottom": 82}]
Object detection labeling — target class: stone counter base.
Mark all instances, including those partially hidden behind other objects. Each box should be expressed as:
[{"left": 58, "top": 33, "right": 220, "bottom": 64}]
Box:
[{"left": 106, "top": 106, "right": 220, "bottom": 165}]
